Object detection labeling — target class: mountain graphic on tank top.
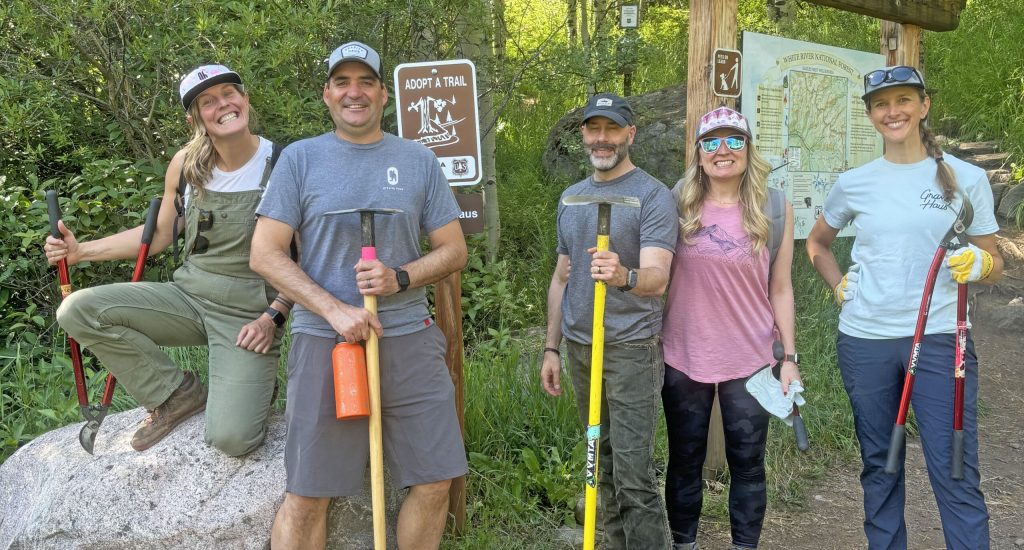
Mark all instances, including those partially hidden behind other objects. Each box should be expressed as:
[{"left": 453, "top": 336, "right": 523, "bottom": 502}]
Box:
[{"left": 690, "top": 224, "right": 754, "bottom": 263}]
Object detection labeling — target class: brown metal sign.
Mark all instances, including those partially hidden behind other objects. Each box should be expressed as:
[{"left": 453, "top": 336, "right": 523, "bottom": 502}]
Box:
[
  {"left": 712, "top": 48, "right": 742, "bottom": 98},
  {"left": 393, "top": 60, "right": 482, "bottom": 186},
  {"left": 455, "top": 191, "right": 485, "bottom": 234}
]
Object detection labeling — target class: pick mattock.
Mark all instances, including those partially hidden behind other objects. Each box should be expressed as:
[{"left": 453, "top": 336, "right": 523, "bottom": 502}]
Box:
[
  {"left": 885, "top": 199, "right": 973, "bottom": 478},
  {"left": 324, "top": 206, "right": 402, "bottom": 550},
  {"left": 561, "top": 194, "right": 640, "bottom": 550},
  {"left": 47, "top": 192, "right": 162, "bottom": 454}
]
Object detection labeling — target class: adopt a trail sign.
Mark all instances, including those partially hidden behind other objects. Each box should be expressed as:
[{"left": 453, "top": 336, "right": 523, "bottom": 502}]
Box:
[{"left": 394, "top": 60, "right": 482, "bottom": 186}]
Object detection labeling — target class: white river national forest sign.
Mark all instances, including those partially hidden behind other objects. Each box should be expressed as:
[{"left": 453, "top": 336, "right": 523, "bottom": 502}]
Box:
[
  {"left": 740, "top": 31, "right": 884, "bottom": 239},
  {"left": 394, "top": 60, "right": 482, "bottom": 186}
]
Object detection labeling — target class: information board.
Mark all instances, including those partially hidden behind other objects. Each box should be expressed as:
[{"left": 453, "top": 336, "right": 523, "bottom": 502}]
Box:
[{"left": 741, "top": 32, "right": 884, "bottom": 238}]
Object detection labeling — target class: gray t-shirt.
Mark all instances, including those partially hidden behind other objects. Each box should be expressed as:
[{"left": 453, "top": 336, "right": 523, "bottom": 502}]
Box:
[
  {"left": 556, "top": 168, "right": 678, "bottom": 345},
  {"left": 256, "top": 132, "right": 460, "bottom": 338},
  {"left": 823, "top": 154, "right": 998, "bottom": 338}
]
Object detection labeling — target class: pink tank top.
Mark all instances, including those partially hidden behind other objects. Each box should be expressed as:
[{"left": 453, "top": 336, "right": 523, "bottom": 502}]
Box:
[{"left": 662, "top": 202, "right": 776, "bottom": 382}]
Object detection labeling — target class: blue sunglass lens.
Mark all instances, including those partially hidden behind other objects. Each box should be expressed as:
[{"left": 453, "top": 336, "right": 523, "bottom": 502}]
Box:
[
  {"left": 725, "top": 136, "right": 746, "bottom": 150},
  {"left": 700, "top": 138, "right": 722, "bottom": 153}
]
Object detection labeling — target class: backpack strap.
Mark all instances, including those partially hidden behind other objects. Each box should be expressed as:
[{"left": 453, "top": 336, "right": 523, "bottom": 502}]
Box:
[
  {"left": 258, "top": 141, "right": 299, "bottom": 262},
  {"left": 765, "top": 187, "right": 785, "bottom": 271},
  {"left": 172, "top": 169, "right": 188, "bottom": 263}
]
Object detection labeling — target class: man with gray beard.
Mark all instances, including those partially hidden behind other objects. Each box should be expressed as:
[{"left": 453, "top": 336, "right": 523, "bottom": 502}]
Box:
[{"left": 540, "top": 92, "right": 677, "bottom": 549}]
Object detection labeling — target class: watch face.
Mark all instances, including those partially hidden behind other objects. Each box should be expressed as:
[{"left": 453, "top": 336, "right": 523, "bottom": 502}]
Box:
[{"left": 395, "top": 267, "right": 410, "bottom": 290}]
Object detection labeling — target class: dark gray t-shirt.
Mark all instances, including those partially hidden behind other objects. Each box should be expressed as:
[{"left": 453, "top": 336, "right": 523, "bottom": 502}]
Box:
[
  {"left": 256, "top": 132, "right": 460, "bottom": 337},
  {"left": 556, "top": 168, "right": 678, "bottom": 345}
]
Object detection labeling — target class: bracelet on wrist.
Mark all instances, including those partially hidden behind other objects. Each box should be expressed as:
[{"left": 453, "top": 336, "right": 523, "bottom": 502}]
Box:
[
  {"left": 543, "top": 347, "right": 560, "bottom": 356},
  {"left": 273, "top": 296, "right": 294, "bottom": 309}
]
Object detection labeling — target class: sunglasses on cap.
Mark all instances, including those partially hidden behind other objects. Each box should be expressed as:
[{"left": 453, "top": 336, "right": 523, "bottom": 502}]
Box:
[
  {"left": 699, "top": 135, "right": 746, "bottom": 154},
  {"left": 864, "top": 66, "right": 923, "bottom": 88}
]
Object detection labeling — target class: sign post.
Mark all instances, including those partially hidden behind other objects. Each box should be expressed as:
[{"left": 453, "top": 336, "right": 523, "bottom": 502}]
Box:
[{"left": 394, "top": 59, "right": 483, "bottom": 533}]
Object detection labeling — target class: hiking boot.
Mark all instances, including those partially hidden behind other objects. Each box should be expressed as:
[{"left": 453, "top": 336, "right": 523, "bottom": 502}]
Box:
[{"left": 131, "top": 372, "right": 207, "bottom": 451}]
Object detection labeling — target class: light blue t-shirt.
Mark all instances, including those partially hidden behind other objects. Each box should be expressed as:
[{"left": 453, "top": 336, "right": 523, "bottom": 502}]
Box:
[
  {"left": 256, "top": 132, "right": 460, "bottom": 338},
  {"left": 823, "top": 154, "right": 998, "bottom": 339}
]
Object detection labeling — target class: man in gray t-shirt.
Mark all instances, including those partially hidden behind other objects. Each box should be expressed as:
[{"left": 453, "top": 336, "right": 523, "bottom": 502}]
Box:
[
  {"left": 541, "top": 93, "right": 676, "bottom": 549},
  {"left": 251, "top": 41, "right": 467, "bottom": 550}
]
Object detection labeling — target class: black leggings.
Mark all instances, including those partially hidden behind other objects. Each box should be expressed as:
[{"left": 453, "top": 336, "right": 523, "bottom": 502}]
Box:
[{"left": 662, "top": 366, "right": 770, "bottom": 548}]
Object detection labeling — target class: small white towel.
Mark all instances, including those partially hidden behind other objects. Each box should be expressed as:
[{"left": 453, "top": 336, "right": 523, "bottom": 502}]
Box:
[{"left": 745, "top": 366, "right": 806, "bottom": 426}]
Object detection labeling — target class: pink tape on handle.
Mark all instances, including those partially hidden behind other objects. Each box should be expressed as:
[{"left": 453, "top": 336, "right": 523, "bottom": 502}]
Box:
[{"left": 361, "top": 246, "right": 377, "bottom": 261}]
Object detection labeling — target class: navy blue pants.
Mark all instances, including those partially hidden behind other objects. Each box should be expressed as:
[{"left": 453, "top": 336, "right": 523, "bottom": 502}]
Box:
[
  {"left": 662, "top": 367, "right": 770, "bottom": 549},
  {"left": 837, "top": 332, "right": 989, "bottom": 550}
]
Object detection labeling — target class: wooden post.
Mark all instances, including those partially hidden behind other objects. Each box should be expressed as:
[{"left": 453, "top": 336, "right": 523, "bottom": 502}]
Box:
[
  {"left": 880, "top": 21, "right": 922, "bottom": 68},
  {"left": 685, "top": 0, "right": 737, "bottom": 479},
  {"left": 436, "top": 271, "right": 466, "bottom": 533}
]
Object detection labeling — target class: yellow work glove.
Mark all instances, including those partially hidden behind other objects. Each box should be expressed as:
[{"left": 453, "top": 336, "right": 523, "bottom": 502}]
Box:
[
  {"left": 833, "top": 264, "right": 860, "bottom": 308},
  {"left": 946, "top": 244, "right": 993, "bottom": 284}
]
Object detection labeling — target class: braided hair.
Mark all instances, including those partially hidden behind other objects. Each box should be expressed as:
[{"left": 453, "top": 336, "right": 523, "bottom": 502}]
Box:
[{"left": 918, "top": 96, "right": 959, "bottom": 202}]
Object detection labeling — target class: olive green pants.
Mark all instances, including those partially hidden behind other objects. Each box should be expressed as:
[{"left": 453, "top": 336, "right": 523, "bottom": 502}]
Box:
[{"left": 56, "top": 263, "right": 281, "bottom": 456}]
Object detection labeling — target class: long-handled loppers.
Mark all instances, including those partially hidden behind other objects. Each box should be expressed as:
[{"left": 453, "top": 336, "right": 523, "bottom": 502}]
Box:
[
  {"left": 324, "top": 207, "right": 402, "bottom": 550},
  {"left": 885, "top": 200, "right": 972, "bottom": 479},
  {"left": 561, "top": 194, "right": 639, "bottom": 550},
  {"left": 46, "top": 191, "right": 162, "bottom": 454}
]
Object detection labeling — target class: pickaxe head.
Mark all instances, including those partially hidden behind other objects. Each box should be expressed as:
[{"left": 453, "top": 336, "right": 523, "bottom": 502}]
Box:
[
  {"left": 323, "top": 207, "right": 403, "bottom": 254},
  {"left": 561, "top": 195, "right": 640, "bottom": 234},
  {"left": 561, "top": 195, "right": 640, "bottom": 208}
]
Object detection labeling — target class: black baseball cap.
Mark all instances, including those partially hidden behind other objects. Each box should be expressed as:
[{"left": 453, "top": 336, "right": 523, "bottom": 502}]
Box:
[{"left": 582, "top": 93, "right": 634, "bottom": 127}]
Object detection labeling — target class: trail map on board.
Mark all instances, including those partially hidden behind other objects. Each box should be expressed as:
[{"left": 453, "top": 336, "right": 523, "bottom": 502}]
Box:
[{"left": 740, "top": 32, "right": 884, "bottom": 238}]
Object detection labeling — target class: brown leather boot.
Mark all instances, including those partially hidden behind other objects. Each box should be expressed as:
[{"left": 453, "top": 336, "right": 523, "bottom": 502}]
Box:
[{"left": 131, "top": 372, "right": 207, "bottom": 451}]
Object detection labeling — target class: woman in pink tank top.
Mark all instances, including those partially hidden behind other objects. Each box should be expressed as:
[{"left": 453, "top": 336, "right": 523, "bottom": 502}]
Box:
[{"left": 661, "top": 107, "right": 799, "bottom": 550}]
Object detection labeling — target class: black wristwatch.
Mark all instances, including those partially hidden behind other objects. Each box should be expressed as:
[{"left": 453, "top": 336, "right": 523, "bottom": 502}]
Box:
[
  {"left": 783, "top": 353, "right": 800, "bottom": 365},
  {"left": 618, "top": 268, "right": 638, "bottom": 292},
  {"left": 264, "top": 307, "right": 287, "bottom": 328},
  {"left": 394, "top": 266, "right": 410, "bottom": 293}
]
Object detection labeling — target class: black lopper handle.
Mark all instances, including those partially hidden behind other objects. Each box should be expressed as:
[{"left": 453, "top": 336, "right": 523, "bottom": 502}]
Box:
[
  {"left": 793, "top": 406, "right": 810, "bottom": 452},
  {"left": 141, "top": 197, "right": 162, "bottom": 245},
  {"left": 45, "top": 190, "right": 62, "bottom": 238},
  {"left": 885, "top": 425, "right": 905, "bottom": 474},
  {"left": 951, "top": 430, "right": 965, "bottom": 480}
]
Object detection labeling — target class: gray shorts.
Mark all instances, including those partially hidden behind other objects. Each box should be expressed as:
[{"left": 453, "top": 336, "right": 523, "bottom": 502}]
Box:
[{"left": 284, "top": 324, "right": 467, "bottom": 497}]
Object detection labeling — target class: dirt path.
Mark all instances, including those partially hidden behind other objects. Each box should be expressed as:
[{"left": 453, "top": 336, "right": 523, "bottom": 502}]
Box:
[{"left": 697, "top": 228, "right": 1024, "bottom": 550}]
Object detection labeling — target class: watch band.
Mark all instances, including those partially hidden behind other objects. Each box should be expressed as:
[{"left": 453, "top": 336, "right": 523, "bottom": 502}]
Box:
[
  {"left": 264, "top": 306, "right": 286, "bottom": 328},
  {"left": 618, "top": 268, "right": 638, "bottom": 292},
  {"left": 784, "top": 353, "right": 799, "bottom": 364}
]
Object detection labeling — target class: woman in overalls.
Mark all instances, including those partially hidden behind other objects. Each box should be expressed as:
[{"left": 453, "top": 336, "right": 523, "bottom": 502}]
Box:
[{"left": 43, "top": 64, "right": 288, "bottom": 456}]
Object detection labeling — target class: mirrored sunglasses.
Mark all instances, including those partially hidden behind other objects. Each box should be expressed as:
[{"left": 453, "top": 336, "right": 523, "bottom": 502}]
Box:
[
  {"left": 699, "top": 135, "right": 746, "bottom": 154},
  {"left": 864, "top": 66, "right": 921, "bottom": 87}
]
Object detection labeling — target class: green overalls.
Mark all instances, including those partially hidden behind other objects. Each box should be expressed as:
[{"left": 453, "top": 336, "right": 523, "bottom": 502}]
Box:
[{"left": 56, "top": 173, "right": 281, "bottom": 457}]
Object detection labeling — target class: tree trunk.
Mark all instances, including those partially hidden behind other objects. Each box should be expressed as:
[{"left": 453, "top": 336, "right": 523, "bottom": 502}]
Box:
[
  {"left": 581, "top": 0, "right": 594, "bottom": 95},
  {"left": 568, "top": 0, "right": 578, "bottom": 46}
]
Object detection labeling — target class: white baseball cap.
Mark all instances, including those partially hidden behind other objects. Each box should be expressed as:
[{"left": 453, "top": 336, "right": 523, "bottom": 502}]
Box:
[{"left": 179, "top": 64, "right": 242, "bottom": 111}]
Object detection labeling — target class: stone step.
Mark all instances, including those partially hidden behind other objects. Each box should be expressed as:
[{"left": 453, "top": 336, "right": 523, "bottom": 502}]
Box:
[
  {"left": 954, "top": 140, "right": 1001, "bottom": 155},
  {"left": 965, "top": 152, "right": 1011, "bottom": 170},
  {"left": 988, "top": 169, "right": 1012, "bottom": 184}
]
